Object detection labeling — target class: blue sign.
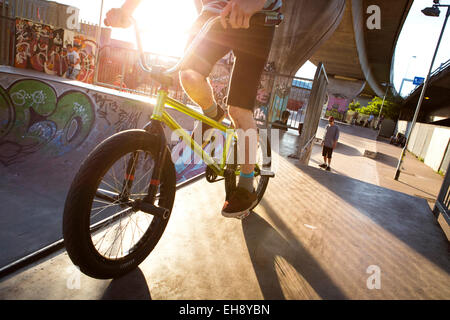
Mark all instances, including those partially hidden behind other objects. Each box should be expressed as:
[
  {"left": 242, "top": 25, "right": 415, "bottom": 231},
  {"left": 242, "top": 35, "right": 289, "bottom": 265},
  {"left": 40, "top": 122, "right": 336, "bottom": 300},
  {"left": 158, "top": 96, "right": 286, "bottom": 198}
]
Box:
[{"left": 413, "top": 77, "right": 425, "bottom": 85}]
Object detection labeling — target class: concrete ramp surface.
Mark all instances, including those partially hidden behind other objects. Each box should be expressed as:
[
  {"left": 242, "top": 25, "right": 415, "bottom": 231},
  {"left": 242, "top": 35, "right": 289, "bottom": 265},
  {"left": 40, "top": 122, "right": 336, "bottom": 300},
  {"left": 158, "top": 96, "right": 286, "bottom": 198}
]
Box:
[
  {"left": 0, "top": 155, "right": 448, "bottom": 300},
  {"left": 0, "top": 67, "right": 204, "bottom": 268}
]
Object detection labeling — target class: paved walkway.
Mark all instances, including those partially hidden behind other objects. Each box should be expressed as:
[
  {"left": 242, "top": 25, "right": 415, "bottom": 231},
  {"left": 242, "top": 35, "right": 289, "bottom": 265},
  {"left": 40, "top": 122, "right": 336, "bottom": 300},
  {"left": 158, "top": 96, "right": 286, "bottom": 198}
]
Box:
[
  {"left": 290, "top": 119, "right": 444, "bottom": 209},
  {"left": 0, "top": 120, "right": 448, "bottom": 300}
]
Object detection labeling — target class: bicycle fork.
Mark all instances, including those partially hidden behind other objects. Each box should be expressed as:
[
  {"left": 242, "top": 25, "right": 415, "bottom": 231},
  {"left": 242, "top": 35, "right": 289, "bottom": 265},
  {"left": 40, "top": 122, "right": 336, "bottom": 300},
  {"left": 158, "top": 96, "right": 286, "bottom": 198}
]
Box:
[{"left": 120, "top": 119, "right": 171, "bottom": 219}]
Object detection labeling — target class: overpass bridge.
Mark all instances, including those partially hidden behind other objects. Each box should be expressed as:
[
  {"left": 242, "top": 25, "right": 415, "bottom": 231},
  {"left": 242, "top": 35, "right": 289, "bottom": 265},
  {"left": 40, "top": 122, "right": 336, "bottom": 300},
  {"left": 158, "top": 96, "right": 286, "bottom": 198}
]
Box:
[{"left": 401, "top": 58, "right": 450, "bottom": 124}]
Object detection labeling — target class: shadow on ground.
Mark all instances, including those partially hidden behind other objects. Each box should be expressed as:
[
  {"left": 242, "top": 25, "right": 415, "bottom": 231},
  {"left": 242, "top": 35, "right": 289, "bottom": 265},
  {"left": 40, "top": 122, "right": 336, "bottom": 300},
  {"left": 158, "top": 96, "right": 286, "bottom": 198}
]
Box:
[
  {"left": 296, "top": 164, "right": 450, "bottom": 274},
  {"left": 375, "top": 152, "right": 399, "bottom": 168},
  {"left": 334, "top": 143, "right": 361, "bottom": 157},
  {"left": 101, "top": 267, "right": 151, "bottom": 300},
  {"left": 241, "top": 205, "right": 347, "bottom": 300}
]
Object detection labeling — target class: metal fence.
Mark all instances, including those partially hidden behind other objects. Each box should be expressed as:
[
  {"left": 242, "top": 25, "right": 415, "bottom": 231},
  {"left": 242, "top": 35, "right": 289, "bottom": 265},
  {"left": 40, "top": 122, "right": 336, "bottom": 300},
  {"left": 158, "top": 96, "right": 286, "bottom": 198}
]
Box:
[
  {"left": 253, "top": 72, "right": 313, "bottom": 132},
  {"left": 433, "top": 161, "right": 450, "bottom": 232},
  {"left": 1, "top": 0, "right": 317, "bottom": 134},
  {"left": 94, "top": 44, "right": 315, "bottom": 131},
  {"left": 0, "top": 14, "right": 14, "bottom": 66}
]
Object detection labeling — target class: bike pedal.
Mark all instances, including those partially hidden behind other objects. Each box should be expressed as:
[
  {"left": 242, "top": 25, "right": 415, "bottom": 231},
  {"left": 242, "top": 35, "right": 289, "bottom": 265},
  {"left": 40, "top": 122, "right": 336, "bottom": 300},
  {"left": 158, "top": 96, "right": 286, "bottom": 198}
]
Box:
[
  {"left": 259, "top": 170, "right": 275, "bottom": 178},
  {"left": 133, "top": 199, "right": 170, "bottom": 219},
  {"left": 236, "top": 211, "right": 250, "bottom": 220}
]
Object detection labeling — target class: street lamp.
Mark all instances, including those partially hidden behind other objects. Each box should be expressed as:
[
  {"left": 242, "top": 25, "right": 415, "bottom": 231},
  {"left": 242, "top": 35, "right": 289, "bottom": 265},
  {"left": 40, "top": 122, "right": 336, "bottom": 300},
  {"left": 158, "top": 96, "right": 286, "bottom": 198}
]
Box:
[
  {"left": 377, "top": 82, "right": 391, "bottom": 129},
  {"left": 394, "top": 0, "right": 450, "bottom": 180}
]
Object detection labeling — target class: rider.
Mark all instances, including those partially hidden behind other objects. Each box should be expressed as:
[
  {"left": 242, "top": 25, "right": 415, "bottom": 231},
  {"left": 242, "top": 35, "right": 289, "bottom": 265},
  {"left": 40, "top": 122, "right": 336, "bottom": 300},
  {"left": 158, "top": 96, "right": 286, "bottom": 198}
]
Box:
[{"left": 104, "top": 0, "right": 282, "bottom": 218}]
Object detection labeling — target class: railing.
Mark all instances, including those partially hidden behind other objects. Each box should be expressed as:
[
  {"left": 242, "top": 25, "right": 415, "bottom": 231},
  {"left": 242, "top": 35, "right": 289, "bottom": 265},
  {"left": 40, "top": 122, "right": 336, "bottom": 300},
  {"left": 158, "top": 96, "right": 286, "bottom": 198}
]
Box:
[
  {"left": 404, "top": 58, "right": 450, "bottom": 97},
  {"left": 95, "top": 44, "right": 314, "bottom": 131},
  {"left": 253, "top": 72, "right": 313, "bottom": 131},
  {"left": 430, "top": 58, "right": 450, "bottom": 78},
  {"left": 94, "top": 45, "right": 235, "bottom": 106},
  {"left": 1, "top": 1, "right": 316, "bottom": 131},
  {"left": 433, "top": 161, "right": 450, "bottom": 232}
]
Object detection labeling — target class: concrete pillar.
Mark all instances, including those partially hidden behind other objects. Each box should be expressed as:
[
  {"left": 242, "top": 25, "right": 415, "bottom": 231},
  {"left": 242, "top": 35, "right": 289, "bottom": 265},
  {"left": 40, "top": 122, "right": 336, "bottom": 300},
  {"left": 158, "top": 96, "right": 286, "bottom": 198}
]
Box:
[
  {"left": 268, "top": 0, "right": 346, "bottom": 76},
  {"left": 326, "top": 77, "right": 366, "bottom": 121}
]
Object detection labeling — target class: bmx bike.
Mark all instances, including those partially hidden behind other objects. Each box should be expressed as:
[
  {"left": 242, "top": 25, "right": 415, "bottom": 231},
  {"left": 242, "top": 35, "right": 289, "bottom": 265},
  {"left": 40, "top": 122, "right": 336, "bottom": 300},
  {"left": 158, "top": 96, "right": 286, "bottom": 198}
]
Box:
[{"left": 62, "top": 17, "right": 275, "bottom": 279}]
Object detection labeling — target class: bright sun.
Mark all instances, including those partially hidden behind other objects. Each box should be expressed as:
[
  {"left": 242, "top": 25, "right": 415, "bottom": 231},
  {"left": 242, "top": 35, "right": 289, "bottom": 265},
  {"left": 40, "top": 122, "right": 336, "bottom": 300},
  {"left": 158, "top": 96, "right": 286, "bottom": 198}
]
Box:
[{"left": 110, "top": 0, "right": 198, "bottom": 58}]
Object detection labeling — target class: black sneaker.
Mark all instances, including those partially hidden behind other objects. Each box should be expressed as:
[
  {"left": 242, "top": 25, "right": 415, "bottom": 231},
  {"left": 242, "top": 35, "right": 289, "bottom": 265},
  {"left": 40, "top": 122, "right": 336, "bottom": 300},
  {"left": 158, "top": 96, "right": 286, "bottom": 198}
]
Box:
[
  {"left": 326, "top": 166, "right": 331, "bottom": 171},
  {"left": 191, "top": 106, "right": 226, "bottom": 148},
  {"left": 221, "top": 187, "right": 258, "bottom": 219},
  {"left": 319, "top": 163, "right": 327, "bottom": 168}
]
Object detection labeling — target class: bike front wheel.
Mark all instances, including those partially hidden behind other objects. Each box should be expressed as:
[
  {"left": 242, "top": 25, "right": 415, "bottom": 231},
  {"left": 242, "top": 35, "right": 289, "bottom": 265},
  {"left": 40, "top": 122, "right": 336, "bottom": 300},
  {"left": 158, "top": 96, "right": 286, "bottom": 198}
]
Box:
[{"left": 63, "top": 129, "right": 176, "bottom": 279}]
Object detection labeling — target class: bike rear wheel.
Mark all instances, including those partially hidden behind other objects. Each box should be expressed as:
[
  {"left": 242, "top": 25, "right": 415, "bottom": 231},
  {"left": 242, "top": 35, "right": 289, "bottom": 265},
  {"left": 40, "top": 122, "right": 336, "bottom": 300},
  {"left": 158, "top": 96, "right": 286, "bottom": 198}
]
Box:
[
  {"left": 224, "top": 133, "right": 271, "bottom": 211},
  {"left": 63, "top": 129, "right": 176, "bottom": 279}
]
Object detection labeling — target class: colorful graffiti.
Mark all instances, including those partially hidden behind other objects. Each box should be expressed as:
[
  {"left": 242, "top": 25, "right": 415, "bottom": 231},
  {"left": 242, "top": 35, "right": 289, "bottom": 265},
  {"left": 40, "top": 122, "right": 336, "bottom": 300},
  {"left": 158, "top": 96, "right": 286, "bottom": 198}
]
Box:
[
  {"left": 0, "top": 79, "right": 95, "bottom": 165},
  {"left": 0, "top": 73, "right": 210, "bottom": 183},
  {"left": 14, "top": 18, "right": 96, "bottom": 84},
  {"left": 92, "top": 92, "right": 143, "bottom": 134},
  {"left": 327, "top": 94, "right": 349, "bottom": 113}
]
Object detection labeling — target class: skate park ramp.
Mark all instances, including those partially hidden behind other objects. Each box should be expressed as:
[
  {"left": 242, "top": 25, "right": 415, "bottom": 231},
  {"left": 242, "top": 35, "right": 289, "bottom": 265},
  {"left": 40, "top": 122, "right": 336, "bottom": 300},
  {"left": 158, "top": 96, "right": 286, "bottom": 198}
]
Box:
[
  {"left": 0, "top": 66, "right": 206, "bottom": 269},
  {"left": 0, "top": 123, "right": 449, "bottom": 299}
]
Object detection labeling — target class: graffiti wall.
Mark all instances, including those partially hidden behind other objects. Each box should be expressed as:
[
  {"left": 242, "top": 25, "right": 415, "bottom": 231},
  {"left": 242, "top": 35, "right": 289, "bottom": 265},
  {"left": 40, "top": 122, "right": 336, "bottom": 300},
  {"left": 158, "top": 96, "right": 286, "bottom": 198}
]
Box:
[
  {"left": 0, "top": 67, "right": 210, "bottom": 268},
  {"left": 0, "top": 69, "right": 206, "bottom": 183},
  {"left": 14, "top": 18, "right": 96, "bottom": 84},
  {"left": 327, "top": 94, "right": 349, "bottom": 113}
]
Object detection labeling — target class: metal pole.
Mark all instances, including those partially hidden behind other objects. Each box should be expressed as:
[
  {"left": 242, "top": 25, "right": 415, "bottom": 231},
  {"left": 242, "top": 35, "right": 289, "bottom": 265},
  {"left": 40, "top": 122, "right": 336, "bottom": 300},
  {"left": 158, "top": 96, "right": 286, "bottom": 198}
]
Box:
[
  {"left": 377, "top": 84, "right": 389, "bottom": 127},
  {"left": 394, "top": 5, "right": 450, "bottom": 180},
  {"left": 93, "top": 0, "right": 104, "bottom": 85}
]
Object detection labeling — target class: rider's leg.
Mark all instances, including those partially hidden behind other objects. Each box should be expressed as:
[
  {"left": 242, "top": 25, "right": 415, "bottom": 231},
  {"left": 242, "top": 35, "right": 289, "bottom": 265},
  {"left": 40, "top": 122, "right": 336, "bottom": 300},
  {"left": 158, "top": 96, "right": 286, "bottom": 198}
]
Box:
[
  {"left": 179, "top": 69, "right": 218, "bottom": 118},
  {"left": 228, "top": 106, "right": 256, "bottom": 192}
]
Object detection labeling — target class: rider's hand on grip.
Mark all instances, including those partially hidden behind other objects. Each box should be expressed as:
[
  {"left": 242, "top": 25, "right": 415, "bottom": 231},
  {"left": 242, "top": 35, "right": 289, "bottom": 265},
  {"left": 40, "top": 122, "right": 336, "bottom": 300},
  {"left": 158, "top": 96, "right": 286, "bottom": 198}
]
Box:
[{"left": 104, "top": 8, "right": 132, "bottom": 28}]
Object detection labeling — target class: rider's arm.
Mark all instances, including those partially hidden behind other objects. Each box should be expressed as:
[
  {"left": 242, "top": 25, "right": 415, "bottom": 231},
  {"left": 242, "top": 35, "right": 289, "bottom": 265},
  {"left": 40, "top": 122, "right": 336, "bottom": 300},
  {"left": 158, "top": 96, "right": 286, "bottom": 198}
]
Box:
[
  {"left": 104, "top": 0, "right": 141, "bottom": 28},
  {"left": 220, "top": 0, "right": 267, "bottom": 29},
  {"left": 121, "top": 0, "right": 142, "bottom": 16}
]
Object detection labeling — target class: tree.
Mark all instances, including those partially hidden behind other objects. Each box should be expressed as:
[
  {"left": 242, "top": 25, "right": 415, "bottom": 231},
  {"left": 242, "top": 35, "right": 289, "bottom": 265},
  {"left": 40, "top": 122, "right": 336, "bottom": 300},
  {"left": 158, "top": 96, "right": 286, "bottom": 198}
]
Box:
[
  {"left": 348, "top": 100, "right": 361, "bottom": 111},
  {"left": 356, "top": 96, "right": 400, "bottom": 120}
]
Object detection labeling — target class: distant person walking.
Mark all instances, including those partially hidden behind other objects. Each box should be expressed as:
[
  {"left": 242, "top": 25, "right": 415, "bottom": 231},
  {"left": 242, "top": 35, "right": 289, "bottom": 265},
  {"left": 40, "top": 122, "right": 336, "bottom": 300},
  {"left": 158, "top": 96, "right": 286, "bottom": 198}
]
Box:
[
  {"left": 351, "top": 111, "right": 359, "bottom": 125},
  {"left": 319, "top": 116, "right": 340, "bottom": 171},
  {"left": 272, "top": 110, "right": 290, "bottom": 131},
  {"left": 367, "top": 113, "right": 374, "bottom": 128}
]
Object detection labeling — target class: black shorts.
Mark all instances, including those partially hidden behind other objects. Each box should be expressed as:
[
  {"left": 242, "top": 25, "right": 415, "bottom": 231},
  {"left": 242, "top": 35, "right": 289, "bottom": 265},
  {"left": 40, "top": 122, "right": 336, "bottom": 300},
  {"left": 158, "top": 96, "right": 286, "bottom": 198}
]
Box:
[
  {"left": 182, "top": 12, "right": 275, "bottom": 110},
  {"left": 322, "top": 146, "right": 333, "bottom": 159}
]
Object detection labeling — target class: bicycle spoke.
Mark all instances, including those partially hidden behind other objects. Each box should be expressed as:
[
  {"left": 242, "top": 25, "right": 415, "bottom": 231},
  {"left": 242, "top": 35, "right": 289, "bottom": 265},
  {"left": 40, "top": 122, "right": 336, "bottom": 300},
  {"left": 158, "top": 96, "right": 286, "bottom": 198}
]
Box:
[
  {"left": 86, "top": 147, "right": 167, "bottom": 261},
  {"left": 91, "top": 198, "right": 122, "bottom": 221},
  {"left": 130, "top": 155, "right": 154, "bottom": 196},
  {"left": 94, "top": 206, "right": 132, "bottom": 256},
  {"left": 100, "top": 178, "right": 120, "bottom": 194}
]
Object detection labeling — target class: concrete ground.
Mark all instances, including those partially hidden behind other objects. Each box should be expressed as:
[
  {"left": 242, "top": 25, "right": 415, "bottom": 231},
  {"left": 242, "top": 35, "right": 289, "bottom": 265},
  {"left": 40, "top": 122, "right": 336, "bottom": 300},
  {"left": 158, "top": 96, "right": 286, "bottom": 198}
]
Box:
[
  {"left": 280, "top": 119, "right": 445, "bottom": 208},
  {"left": 0, "top": 120, "right": 449, "bottom": 300}
]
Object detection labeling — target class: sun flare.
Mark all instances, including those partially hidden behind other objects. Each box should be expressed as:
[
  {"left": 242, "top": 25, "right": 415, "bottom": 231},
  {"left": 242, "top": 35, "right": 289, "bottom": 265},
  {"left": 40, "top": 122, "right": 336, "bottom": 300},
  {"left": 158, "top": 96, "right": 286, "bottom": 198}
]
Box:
[{"left": 110, "top": 0, "right": 198, "bottom": 57}]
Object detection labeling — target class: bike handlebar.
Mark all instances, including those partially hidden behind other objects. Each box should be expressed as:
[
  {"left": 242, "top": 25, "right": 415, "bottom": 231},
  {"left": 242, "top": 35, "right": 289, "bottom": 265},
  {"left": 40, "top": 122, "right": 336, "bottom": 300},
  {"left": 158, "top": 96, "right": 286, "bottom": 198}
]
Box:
[
  {"left": 130, "top": 12, "right": 282, "bottom": 84},
  {"left": 132, "top": 16, "right": 222, "bottom": 78}
]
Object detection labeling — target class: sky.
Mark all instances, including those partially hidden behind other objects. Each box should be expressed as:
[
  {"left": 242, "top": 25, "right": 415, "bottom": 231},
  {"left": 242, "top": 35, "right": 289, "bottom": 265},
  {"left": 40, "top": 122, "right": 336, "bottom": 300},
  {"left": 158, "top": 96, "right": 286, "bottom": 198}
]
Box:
[{"left": 55, "top": 0, "right": 450, "bottom": 96}]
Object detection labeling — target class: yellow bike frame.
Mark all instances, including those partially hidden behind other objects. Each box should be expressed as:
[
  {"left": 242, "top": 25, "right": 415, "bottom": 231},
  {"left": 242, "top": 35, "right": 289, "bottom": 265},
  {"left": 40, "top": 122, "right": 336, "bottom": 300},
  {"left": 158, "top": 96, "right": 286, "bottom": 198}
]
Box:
[{"left": 152, "top": 89, "right": 237, "bottom": 177}]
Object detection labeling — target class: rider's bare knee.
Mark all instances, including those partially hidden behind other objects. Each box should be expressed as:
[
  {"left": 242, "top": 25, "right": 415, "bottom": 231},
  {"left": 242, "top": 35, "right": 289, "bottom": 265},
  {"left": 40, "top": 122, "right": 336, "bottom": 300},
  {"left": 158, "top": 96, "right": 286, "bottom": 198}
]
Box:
[
  {"left": 179, "top": 69, "right": 204, "bottom": 86},
  {"left": 228, "top": 105, "right": 252, "bottom": 120}
]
